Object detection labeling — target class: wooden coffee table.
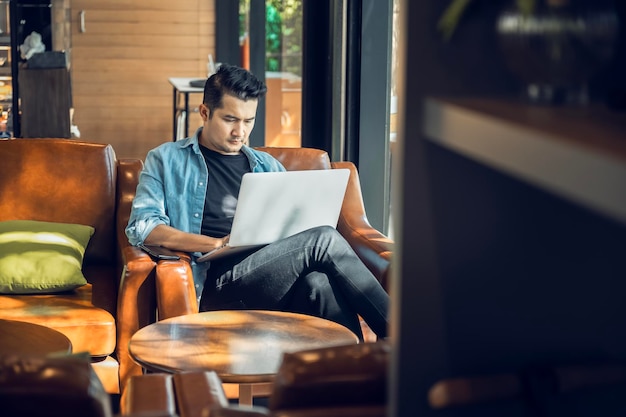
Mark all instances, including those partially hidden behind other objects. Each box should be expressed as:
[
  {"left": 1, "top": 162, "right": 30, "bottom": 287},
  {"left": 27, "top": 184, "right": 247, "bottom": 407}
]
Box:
[
  {"left": 0, "top": 319, "right": 72, "bottom": 356},
  {"left": 129, "top": 310, "right": 359, "bottom": 404}
]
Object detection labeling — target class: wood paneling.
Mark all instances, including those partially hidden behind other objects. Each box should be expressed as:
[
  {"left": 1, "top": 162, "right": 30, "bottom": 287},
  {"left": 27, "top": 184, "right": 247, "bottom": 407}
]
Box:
[
  {"left": 70, "top": 0, "right": 215, "bottom": 159},
  {"left": 71, "top": 0, "right": 204, "bottom": 11},
  {"left": 72, "top": 34, "right": 204, "bottom": 48}
]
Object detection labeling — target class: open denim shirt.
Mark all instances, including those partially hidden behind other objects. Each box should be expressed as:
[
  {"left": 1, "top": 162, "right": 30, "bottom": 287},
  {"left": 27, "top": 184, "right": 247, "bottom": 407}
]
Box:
[{"left": 126, "top": 127, "right": 285, "bottom": 295}]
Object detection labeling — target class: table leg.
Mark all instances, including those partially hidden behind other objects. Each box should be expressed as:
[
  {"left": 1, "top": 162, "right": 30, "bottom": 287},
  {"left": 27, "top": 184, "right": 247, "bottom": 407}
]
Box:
[
  {"left": 239, "top": 383, "right": 253, "bottom": 406},
  {"left": 172, "top": 87, "right": 177, "bottom": 141},
  {"left": 184, "top": 92, "right": 190, "bottom": 138}
]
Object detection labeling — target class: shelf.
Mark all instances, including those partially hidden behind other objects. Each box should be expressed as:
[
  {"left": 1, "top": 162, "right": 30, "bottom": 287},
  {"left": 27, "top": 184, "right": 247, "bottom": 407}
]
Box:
[{"left": 423, "top": 97, "right": 626, "bottom": 225}]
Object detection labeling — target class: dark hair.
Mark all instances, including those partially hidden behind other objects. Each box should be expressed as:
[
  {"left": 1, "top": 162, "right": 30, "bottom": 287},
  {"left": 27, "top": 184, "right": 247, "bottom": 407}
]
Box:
[{"left": 203, "top": 63, "right": 267, "bottom": 118}]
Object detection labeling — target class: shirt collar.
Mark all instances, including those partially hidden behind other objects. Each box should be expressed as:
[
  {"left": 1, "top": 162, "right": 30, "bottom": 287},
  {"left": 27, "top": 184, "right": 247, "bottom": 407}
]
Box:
[{"left": 185, "top": 126, "right": 259, "bottom": 168}]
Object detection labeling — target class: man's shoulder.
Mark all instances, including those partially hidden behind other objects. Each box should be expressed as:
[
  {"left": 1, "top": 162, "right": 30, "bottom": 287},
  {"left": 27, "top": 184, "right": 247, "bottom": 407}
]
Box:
[
  {"left": 243, "top": 146, "right": 285, "bottom": 171},
  {"left": 245, "top": 146, "right": 273, "bottom": 159},
  {"left": 148, "top": 138, "right": 194, "bottom": 157}
]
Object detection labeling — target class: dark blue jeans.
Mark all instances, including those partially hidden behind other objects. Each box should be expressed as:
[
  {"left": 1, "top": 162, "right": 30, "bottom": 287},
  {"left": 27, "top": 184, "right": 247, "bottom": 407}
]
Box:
[{"left": 199, "top": 226, "right": 389, "bottom": 339}]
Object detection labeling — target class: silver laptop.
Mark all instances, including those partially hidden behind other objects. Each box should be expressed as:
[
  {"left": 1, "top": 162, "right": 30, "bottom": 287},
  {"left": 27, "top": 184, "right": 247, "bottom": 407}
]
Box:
[{"left": 197, "top": 168, "right": 350, "bottom": 262}]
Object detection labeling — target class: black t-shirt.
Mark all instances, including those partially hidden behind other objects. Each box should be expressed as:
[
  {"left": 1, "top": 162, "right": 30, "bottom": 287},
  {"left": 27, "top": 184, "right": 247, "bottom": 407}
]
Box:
[{"left": 200, "top": 146, "right": 251, "bottom": 238}]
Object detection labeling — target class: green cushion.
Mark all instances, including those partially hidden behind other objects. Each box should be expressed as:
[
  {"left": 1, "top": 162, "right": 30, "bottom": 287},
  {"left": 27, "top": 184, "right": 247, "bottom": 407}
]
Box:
[{"left": 0, "top": 220, "right": 94, "bottom": 294}]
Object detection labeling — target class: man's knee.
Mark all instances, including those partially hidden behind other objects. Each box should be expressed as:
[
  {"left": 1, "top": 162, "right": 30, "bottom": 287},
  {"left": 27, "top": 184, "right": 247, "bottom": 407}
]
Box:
[
  {"left": 307, "top": 225, "right": 342, "bottom": 242},
  {"left": 302, "top": 271, "right": 332, "bottom": 293}
]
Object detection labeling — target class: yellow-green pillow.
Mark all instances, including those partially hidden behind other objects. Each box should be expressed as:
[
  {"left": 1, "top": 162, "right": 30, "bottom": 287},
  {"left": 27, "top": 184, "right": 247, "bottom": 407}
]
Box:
[{"left": 0, "top": 220, "right": 94, "bottom": 294}]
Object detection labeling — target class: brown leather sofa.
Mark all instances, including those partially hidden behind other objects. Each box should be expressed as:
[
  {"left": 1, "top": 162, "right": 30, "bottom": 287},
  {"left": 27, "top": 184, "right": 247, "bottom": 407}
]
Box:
[
  {"left": 120, "top": 341, "right": 390, "bottom": 417},
  {"left": 0, "top": 139, "right": 157, "bottom": 394},
  {"left": 142, "top": 147, "right": 393, "bottom": 382}
]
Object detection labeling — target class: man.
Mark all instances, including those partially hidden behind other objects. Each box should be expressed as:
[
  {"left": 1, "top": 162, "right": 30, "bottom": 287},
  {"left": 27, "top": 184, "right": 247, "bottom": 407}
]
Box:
[{"left": 126, "top": 64, "right": 388, "bottom": 339}]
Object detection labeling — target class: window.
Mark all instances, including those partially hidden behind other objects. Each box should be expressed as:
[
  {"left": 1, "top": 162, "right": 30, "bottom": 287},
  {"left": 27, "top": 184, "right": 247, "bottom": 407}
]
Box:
[
  {"left": 240, "top": 0, "right": 303, "bottom": 147},
  {"left": 218, "top": 0, "right": 396, "bottom": 235}
]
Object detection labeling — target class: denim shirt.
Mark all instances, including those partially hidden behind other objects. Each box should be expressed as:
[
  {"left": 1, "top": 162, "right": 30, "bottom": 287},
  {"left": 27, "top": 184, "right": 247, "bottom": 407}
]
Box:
[{"left": 125, "top": 127, "right": 286, "bottom": 296}]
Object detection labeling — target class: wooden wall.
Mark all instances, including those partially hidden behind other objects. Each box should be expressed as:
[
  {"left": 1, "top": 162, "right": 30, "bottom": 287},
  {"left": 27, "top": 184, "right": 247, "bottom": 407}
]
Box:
[{"left": 69, "top": 0, "right": 215, "bottom": 159}]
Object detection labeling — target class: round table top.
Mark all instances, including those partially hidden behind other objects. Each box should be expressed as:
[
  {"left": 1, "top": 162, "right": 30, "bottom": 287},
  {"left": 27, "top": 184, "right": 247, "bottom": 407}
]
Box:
[
  {"left": 0, "top": 319, "right": 72, "bottom": 356},
  {"left": 129, "top": 310, "right": 359, "bottom": 383}
]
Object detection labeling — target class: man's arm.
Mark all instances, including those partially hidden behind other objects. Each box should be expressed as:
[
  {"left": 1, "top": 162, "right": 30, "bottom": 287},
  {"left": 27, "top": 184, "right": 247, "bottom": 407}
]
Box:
[
  {"left": 126, "top": 146, "right": 227, "bottom": 254},
  {"left": 144, "top": 224, "right": 228, "bottom": 253}
]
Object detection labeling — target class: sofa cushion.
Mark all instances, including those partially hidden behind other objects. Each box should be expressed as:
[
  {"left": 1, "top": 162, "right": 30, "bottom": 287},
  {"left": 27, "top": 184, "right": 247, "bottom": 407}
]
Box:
[
  {"left": 0, "top": 285, "right": 115, "bottom": 356},
  {"left": 0, "top": 220, "right": 94, "bottom": 294}
]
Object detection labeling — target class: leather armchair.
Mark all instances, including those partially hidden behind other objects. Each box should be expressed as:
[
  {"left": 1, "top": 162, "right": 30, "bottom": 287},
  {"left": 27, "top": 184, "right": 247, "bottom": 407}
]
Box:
[
  {"left": 127, "top": 147, "right": 393, "bottom": 390},
  {"left": 0, "top": 139, "right": 157, "bottom": 394}
]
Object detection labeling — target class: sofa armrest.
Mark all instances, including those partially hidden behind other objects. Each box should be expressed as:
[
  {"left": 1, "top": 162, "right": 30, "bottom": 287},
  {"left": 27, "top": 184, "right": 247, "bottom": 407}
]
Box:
[
  {"left": 156, "top": 253, "right": 198, "bottom": 320},
  {"left": 332, "top": 161, "right": 394, "bottom": 290},
  {"left": 115, "top": 158, "right": 159, "bottom": 392},
  {"left": 116, "top": 159, "right": 144, "bottom": 254},
  {"left": 116, "top": 246, "right": 157, "bottom": 392}
]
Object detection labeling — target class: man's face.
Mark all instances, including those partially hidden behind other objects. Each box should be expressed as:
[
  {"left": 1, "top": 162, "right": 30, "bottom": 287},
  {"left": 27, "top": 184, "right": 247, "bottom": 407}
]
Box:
[{"left": 199, "top": 94, "right": 258, "bottom": 155}]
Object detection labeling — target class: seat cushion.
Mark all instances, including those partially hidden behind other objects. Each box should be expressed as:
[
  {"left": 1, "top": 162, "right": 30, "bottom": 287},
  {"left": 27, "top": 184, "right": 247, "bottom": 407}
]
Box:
[{"left": 0, "top": 285, "right": 115, "bottom": 356}]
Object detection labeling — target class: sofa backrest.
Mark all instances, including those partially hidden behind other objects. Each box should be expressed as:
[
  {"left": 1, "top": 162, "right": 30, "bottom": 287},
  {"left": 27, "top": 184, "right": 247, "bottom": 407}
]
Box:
[
  {"left": 0, "top": 139, "right": 118, "bottom": 267},
  {"left": 255, "top": 146, "right": 332, "bottom": 171}
]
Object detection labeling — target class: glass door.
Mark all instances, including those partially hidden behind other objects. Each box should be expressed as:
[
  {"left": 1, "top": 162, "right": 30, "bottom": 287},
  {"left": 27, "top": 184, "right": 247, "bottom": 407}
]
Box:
[
  {"left": 240, "top": 0, "right": 303, "bottom": 147},
  {"left": 0, "top": 1, "right": 11, "bottom": 138},
  {"left": 232, "top": 0, "right": 395, "bottom": 234}
]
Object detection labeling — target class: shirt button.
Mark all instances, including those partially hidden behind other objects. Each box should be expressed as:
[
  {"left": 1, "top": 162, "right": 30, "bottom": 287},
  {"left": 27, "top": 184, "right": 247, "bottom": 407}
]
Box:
[
  {"left": 194, "top": 213, "right": 200, "bottom": 218},
  {"left": 199, "top": 182, "right": 204, "bottom": 186}
]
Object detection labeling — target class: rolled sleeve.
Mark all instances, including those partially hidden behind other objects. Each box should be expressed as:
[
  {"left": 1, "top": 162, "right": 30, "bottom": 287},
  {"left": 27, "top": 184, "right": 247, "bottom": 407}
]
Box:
[{"left": 126, "top": 149, "right": 172, "bottom": 246}]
